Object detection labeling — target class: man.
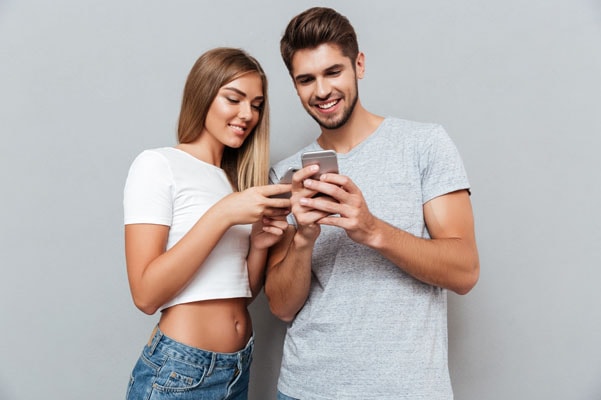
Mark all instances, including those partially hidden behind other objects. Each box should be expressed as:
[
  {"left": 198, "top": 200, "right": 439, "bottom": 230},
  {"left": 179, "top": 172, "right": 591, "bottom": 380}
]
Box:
[{"left": 266, "top": 7, "right": 479, "bottom": 400}]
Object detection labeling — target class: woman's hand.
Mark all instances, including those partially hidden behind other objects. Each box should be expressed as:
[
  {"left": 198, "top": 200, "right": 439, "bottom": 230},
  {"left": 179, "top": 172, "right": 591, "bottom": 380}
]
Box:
[
  {"left": 250, "top": 216, "right": 290, "bottom": 250},
  {"left": 217, "top": 184, "right": 291, "bottom": 226}
]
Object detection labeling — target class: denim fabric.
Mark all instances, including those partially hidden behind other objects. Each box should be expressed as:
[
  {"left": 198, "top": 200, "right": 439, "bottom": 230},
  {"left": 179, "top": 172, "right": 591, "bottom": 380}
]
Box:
[
  {"left": 277, "top": 391, "right": 299, "bottom": 400},
  {"left": 126, "top": 326, "right": 253, "bottom": 400}
]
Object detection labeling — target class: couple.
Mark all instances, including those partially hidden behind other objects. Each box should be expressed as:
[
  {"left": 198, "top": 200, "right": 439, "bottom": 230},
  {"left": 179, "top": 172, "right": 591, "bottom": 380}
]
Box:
[{"left": 123, "top": 7, "right": 479, "bottom": 400}]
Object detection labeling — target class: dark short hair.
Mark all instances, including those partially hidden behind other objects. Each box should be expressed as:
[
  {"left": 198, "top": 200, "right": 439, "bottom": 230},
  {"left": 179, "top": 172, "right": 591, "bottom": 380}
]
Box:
[{"left": 280, "top": 7, "right": 359, "bottom": 74}]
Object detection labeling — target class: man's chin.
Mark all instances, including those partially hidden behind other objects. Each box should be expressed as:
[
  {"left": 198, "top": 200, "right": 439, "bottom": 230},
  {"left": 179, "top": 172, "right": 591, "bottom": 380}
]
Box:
[{"left": 311, "top": 114, "right": 345, "bottom": 130}]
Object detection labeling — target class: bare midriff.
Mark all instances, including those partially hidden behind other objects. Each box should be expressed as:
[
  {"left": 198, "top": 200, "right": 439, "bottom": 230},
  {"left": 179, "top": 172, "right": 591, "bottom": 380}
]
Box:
[{"left": 158, "top": 298, "right": 252, "bottom": 353}]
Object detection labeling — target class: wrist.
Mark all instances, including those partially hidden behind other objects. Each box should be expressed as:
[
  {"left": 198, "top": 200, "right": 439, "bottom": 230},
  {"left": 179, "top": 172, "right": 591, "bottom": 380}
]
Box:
[
  {"left": 207, "top": 199, "right": 235, "bottom": 228},
  {"left": 364, "top": 218, "right": 386, "bottom": 250},
  {"left": 249, "top": 238, "right": 269, "bottom": 252},
  {"left": 293, "top": 230, "right": 317, "bottom": 250}
]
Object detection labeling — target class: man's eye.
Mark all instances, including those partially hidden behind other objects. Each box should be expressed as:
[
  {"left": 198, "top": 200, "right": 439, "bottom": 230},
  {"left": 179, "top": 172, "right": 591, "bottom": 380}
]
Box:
[
  {"left": 297, "top": 77, "right": 314, "bottom": 85},
  {"left": 327, "top": 70, "right": 341, "bottom": 76}
]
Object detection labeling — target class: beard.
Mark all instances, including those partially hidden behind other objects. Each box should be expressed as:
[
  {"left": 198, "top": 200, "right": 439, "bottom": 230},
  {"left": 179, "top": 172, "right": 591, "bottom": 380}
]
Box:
[{"left": 308, "top": 82, "right": 359, "bottom": 130}]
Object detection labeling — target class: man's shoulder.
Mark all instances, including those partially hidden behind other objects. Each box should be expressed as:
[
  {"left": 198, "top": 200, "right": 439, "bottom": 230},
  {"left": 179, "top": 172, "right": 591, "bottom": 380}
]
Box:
[
  {"left": 382, "top": 117, "right": 442, "bottom": 135},
  {"left": 378, "top": 117, "right": 450, "bottom": 148}
]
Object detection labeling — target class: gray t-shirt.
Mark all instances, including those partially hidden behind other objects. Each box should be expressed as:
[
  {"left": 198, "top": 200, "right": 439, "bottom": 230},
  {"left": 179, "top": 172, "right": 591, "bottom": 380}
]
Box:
[{"left": 270, "top": 117, "right": 470, "bottom": 400}]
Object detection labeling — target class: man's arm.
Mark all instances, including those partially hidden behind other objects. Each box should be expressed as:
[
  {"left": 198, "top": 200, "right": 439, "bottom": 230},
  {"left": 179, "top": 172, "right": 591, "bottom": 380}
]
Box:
[
  {"left": 370, "top": 190, "right": 478, "bottom": 294},
  {"left": 264, "top": 226, "right": 314, "bottom": 322},
  {"left": 304, "top": 174, "right": 479, "bottom": 294},
  {"left": 264, "top": 164, "right": 329, "bottom": 322}
]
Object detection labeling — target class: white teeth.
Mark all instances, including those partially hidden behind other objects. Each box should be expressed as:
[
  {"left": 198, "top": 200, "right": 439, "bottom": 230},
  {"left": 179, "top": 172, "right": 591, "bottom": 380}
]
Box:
[
  {"left": 230, "top": 124, "right": 245, "bottom": 132},
  {"left": 318, "top": 100, "right": 337, "bottom": 109}
]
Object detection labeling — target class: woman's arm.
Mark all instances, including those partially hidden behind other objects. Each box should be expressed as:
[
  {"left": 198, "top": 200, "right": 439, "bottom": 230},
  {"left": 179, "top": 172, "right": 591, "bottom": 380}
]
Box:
[
  {"left": 125, "top": 205, "right": 231, "bottom": 315},
  {"left": 125, "top": 185, "right": 291, "bottom": 315},
  {"left": 245, "top": 216, "right": 290, "bottom": 303}
]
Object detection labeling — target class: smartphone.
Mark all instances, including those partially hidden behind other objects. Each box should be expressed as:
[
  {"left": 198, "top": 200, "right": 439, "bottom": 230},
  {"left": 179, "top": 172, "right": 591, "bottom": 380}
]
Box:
[
  {"left": 301, "top": 150, "right": 339, "bottom": 180},
  {"left": 270, "top": 167, "right": 297, "bottom": 198},
  {"left": 278, "top": 167, "right": 298, "bottom": 184}
]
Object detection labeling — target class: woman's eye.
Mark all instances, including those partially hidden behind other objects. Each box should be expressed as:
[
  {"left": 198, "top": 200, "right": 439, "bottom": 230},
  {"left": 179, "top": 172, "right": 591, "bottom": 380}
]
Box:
[
  {"left": 226, "top": 97, "right": 240, "bottom": 104},
  {"left": 252, "top": 103, "right": 263, "bottom": 111}
]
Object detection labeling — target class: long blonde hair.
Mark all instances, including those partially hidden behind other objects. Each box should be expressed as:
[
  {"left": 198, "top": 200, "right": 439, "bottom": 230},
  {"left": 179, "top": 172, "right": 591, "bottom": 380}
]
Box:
[{"left": 177, "top": 48, "right": 270, "bottom": 190}]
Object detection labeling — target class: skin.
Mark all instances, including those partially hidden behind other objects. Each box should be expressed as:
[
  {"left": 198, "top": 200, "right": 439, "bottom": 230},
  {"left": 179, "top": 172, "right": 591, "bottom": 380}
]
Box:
[
  {"left": 125, "top": 72, "right": 291, "bottom": 352},
  {"left": 265, "top": 44, "right": 479, "bottom": 322}
]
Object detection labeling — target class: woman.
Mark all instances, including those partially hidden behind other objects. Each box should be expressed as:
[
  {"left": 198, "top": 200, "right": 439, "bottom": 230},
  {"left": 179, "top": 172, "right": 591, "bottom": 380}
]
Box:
[{"left": 123, "top": 48, "right": 291, "bottom": 399}]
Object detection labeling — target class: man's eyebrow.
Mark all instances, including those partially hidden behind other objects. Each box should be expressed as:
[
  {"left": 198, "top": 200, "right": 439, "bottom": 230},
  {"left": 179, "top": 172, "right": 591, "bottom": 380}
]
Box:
[
  {"left": 324, "top": 63, "right": 345, "bottom": 72},
  {"left": 293, "top": 73, "right": 314, "bottom": 82},
  {"left": 294, "top": 64, "right": 346, "bottom": 81}
]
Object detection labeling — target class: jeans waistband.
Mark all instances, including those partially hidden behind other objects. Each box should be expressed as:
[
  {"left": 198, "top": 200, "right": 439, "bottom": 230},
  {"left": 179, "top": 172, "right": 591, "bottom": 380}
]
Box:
[{"left": 146, "top": 325, "right": 253, "bottom": 368}]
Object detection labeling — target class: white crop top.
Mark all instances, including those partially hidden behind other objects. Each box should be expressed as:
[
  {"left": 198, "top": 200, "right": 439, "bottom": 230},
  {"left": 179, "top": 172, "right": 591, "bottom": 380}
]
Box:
[{"left": 123, "top": 147, "right": 252, "bottom": 311}]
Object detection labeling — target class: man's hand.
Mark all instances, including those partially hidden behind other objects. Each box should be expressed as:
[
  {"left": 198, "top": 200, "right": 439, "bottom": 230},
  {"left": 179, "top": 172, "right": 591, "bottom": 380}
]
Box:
[
  {"left": 298, "top": 172, "right": 377, "bottom": 246},
  {"left": 289, "top": 165, "right": 333, "bottom": 245}
]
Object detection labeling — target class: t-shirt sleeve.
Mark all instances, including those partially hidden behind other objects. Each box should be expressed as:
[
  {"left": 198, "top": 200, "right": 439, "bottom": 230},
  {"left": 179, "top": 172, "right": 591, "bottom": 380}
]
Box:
[
  {"left": 420, "top": 124, "right": 470, "bottom": 204},
  {"left": 123, "top": 150, "right": 173, "bottom": 226}
]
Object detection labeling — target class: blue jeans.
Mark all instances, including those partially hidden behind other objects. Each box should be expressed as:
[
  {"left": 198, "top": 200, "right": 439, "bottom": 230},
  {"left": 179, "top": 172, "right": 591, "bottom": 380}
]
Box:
[
  {"left": 277, "top": 391, "right": 299, "bottom": 400},
  {"left": 126, "top": 326, "right": 253, "bottom": 400}
]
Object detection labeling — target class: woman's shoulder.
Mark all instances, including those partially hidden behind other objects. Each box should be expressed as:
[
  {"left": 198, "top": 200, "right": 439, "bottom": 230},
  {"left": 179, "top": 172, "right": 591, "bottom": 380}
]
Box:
[{"left": 130, "top": 146, "right": 173, "bottom": 162}]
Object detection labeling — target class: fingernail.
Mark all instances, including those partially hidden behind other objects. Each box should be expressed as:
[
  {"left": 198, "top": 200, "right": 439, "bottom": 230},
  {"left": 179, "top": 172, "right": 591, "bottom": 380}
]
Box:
[
  {"left": 299, "top": 198, "right": 309, "bottom": 205},
  {"left": 304, "top": 179, "right": 312, "bottom": 187}
]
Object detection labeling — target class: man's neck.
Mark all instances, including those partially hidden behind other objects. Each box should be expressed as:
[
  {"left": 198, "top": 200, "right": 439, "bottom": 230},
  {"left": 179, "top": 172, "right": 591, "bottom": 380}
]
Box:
[{"left": 317, "top": 104, "right": 384, "bottom": 154}]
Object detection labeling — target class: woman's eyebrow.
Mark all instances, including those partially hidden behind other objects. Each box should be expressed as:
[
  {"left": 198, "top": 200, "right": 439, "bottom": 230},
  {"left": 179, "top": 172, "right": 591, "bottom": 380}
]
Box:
[
  {"left": 222, "top": 87, "right": 246, "bottom": 96},
  {"left": 222, "top": 86, "right": 263, "bottom": 101}
]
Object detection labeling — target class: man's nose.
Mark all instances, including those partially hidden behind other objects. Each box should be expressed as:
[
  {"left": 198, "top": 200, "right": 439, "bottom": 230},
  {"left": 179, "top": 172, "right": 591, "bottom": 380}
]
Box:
[{"left": 315, "top": 78, "right": 332, "bottom": 99}]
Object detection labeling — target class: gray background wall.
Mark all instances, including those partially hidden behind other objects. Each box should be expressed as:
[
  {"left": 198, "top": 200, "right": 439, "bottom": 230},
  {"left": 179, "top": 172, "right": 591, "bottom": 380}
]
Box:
[{"left": 1, "top": 1, "right": 600, "bottom": 399}]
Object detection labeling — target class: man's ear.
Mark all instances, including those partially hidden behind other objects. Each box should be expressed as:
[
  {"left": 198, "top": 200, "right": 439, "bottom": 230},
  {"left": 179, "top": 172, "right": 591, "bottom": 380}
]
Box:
[{"left": 355, "top": 52, "right": 366, "bottom": 79}]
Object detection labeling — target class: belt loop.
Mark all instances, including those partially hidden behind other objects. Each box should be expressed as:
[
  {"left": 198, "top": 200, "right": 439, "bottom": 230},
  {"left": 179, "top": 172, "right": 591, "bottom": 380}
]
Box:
[
  {"left": 245, "top": 334, "right": 254, "bottom": 363},
  {"left": 249, "top": 335, "right": 254, "bottom": 354},
  {"left": 147, "top": 325, "right": 162, "bottom": 355},
  {"left": 206, "top": 352, "right": 217, "bottom": 376},
  {"left": 239, "top": 336, "right": 252, "bottom": 366},
  {"left": 236, "top": 350, "right": 244, "bottom": 375}
]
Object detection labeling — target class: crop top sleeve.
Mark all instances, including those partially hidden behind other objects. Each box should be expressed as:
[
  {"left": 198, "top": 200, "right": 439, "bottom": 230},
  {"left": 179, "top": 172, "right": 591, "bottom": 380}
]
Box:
[{"left": 123, "top": 150, "right": 174, "bottom": 226}]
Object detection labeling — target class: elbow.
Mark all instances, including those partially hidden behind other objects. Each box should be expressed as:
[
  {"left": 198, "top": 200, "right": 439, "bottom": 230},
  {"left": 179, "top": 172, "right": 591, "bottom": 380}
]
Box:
[
  {"left": 454, "top": 278, "right": 477, "bottom": 295},
  {"left": 137, "top": 304, "right": 159, "bottom": 316},
  {"left": 270, "top": 308, "right": 295, "bottom": 323},
  {"left": 453, "top": 259, "right": 480, "bottom": 295},
  {"left": 128, "top": 282, "right": 163, "bottom": 315},
  {"left": 269, "top": 304, "right": 295, "bottom": 323},
  {"left": 264, "top": 287, "right": 295, "bottom": 323},
  {"left": 132, "top": 295, "right": 159, "bottom": 315}
]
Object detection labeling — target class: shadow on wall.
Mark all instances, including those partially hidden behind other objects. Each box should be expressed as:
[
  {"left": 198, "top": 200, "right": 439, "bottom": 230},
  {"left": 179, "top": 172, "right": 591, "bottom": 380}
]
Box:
[{"left": 248, "top": 292, "right": 287, "bottom": 400}]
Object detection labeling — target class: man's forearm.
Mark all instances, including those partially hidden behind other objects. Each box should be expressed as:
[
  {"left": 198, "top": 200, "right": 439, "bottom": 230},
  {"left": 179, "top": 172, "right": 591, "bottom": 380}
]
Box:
[
  {"left": 265, "top": 233, "right": 314, "bottom": 322},
  {"left": 369, "top": 218, "right": 479, "bottom": 294}
]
